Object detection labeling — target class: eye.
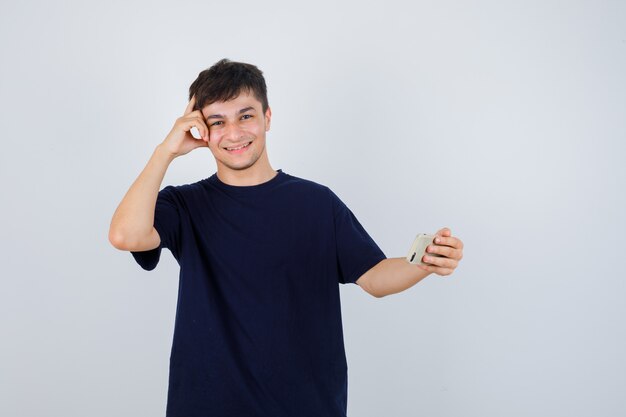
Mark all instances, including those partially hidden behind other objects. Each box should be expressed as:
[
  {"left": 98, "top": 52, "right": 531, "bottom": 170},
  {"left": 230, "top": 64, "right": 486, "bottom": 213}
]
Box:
[{"left": 210, "top": 115, "right": 252, "bottom": 126}]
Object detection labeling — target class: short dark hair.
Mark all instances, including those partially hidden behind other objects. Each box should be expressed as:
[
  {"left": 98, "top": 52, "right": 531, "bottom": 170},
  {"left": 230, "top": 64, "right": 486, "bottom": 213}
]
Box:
[{"left": 189, "top": 58, "right": 269, "bottom": 114}]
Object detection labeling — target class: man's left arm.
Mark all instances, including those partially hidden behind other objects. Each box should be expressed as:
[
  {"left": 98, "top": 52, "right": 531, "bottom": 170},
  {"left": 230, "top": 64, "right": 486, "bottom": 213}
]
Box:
[{"left": 356, "top": 227, "right": 464, "bottom": 298}]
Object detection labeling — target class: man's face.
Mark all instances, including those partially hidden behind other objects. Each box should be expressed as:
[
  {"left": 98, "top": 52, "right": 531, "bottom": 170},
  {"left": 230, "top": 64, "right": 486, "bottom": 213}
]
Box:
[{"left": 201, "top": 90, "right": 271, "bottom": 172}]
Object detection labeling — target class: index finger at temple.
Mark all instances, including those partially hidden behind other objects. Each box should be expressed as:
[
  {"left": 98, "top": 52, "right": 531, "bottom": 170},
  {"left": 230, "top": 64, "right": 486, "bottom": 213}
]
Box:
[{"left": 184, "top": 94, "right": 196, "bottom": 116}]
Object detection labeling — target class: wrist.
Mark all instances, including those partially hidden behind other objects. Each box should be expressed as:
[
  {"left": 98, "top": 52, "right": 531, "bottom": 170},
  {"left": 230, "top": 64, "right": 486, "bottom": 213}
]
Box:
[{"left": 155, "top": 143, "right": 177, "bottom": 163}]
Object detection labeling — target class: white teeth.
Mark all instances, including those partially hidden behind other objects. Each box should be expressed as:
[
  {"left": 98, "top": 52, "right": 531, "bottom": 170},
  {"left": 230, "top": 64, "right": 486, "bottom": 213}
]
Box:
[{"left": 226, "top": 142, "right": 251, "bottom": 151}]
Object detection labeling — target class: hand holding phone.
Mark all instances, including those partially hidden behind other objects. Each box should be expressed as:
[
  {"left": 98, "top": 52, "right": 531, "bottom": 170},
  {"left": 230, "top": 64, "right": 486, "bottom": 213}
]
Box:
[{"left": 406, "top": 233, "right": 444, "bottom": 266}]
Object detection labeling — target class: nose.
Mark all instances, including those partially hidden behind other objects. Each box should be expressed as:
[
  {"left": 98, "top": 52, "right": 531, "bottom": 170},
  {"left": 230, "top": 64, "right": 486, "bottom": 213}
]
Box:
[{"left": 223, "top": 121, "right": 246, "bottom": 142}]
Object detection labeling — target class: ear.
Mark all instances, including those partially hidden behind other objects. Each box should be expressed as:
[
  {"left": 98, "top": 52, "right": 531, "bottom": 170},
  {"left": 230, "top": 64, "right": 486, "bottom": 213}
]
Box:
[{"left": 265, "top": 106, "right": 272, "bottom": 131}]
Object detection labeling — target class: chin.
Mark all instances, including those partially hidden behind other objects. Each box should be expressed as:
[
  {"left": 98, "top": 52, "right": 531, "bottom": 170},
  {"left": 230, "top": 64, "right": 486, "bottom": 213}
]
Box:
[{"left": 222, "top": 157, "right": 259, "bottom": 171}]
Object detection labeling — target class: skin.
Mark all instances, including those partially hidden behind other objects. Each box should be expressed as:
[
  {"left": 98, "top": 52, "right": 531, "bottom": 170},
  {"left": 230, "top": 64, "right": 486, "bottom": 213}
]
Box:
[
  {"left": 197, "top": 90, "right": 277, "bottom": 187},
  {"left": 420, "top": 227, "right": 464, "bottom": 276},
  {"left": 358, "top": 227, "right": 464, "bottom": 297}
]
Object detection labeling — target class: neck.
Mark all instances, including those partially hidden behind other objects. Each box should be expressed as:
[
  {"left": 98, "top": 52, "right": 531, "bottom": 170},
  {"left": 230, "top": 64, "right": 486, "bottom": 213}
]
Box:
[{"left": 215, "top": 153, "right": 277, "bottom": 186}]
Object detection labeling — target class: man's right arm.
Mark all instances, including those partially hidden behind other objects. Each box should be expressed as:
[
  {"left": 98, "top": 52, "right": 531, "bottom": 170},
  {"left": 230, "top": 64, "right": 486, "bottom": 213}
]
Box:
[
  {"left": 108, "top": 144, "right": 175, "bottom": 251},
  {"left": 108, "top": 93, "right": 210, "bottom": 252}
]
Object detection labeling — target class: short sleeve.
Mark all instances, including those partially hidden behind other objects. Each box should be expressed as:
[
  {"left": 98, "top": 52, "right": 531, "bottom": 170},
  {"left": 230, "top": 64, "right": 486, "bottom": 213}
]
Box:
[
  {"left": 130, "top": 185, "right": 182, "bottom": 271},
  {"left": 329, "top": 188, "right": 387, "bottom": 285}
]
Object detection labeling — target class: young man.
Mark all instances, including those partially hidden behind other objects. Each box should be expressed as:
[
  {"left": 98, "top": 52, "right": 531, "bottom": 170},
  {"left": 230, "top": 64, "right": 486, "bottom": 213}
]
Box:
[{"left": 109, "top": 58, "right": 464, "bottom": 417}]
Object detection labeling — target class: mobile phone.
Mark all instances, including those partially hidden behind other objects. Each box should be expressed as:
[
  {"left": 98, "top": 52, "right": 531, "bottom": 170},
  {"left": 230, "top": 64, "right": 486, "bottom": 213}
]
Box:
[{"left": 406, "top": 233, "right": 444, "bottom": 265}]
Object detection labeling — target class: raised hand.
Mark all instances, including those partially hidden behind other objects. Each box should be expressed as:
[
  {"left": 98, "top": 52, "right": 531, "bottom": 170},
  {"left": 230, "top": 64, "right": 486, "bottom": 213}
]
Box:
[{"left": 160, "top": 94, "right": 210, "bottom": 158}]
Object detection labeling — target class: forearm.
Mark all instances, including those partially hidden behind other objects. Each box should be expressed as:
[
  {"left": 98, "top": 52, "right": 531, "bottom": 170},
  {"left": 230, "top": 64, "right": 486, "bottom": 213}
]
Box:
[
  {"left": 365, "top": 257, "right": 432, "bottom": 298},
  {"left": 108, "top": 144, "right": 175, "bottom": 246}
]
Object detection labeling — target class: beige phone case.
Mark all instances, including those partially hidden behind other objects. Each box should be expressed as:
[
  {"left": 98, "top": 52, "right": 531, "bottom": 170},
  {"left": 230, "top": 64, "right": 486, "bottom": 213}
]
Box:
[{"left": 406, "top": 233, "right": 444, "bottom": 265}]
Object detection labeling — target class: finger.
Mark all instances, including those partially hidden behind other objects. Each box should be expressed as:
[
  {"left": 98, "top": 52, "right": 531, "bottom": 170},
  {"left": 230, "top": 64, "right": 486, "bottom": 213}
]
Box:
[
  {"left": 428, "top": 245, "right": 463, "bottom": 261},
  {"left": 434, "top": 235, "right": 460, "bottom": 248},
  {"left": 422, "top": 254, "right": 457, "bottom": 269},
  {"left": 195, "top": 137, "right": 210, "bottom": 148},
  {"left": 184, "top": 94, "right": 197, "bottom": 116},
  {"left": 188, "top": 111, "right": 210, "bottom": 139},
  {"left": 436, "top": 227, "right": 452, "bottom": 237},
  {"left": 426, "top": 244, "right": 456, "bottom": 258},
  {"left": 417, "top": 263, "right": 454, "bottom": 276},
  {"left": 185, "top": 115, "right": 209, "bottom": 140}
]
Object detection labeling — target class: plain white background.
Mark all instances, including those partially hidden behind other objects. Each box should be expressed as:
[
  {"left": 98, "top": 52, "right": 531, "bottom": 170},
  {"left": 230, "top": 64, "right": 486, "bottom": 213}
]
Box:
[{"left": 1, "top": 1, "right": 625, "bottom": 416}]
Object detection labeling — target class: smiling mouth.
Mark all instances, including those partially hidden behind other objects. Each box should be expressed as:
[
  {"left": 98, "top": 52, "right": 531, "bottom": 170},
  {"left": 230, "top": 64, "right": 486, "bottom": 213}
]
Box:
[{"left": 224, "top": 141, "right": 252, "bottom": 152}]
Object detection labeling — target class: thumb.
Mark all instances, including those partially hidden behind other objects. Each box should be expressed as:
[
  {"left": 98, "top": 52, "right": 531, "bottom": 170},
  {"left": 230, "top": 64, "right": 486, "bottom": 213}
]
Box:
[{"left": 195, "top": 138, "right": 209, "bottom": 148}]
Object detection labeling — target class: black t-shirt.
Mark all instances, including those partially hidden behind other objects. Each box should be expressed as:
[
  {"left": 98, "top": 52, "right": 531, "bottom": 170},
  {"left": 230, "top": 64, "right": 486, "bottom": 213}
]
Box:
[{"left": 130, "top": 169, "right": 386, "bottom": 417}]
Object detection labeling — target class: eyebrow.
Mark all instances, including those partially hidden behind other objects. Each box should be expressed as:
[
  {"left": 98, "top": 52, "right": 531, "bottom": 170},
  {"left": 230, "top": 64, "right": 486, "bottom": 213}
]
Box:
[{"left": 205, "top": 106, "right": 256, "bottom": 120}]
